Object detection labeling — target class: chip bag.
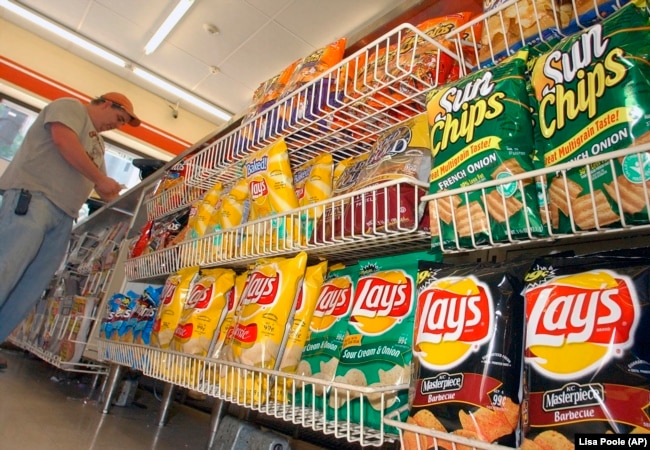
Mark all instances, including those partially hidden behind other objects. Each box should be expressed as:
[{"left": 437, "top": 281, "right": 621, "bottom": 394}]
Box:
[
  {"left": 243, "top": 139, "right": 300, "bottom": 251},
  {"left": 530, "top": 2, "right": 650, "bottom": 233},
  {"left": 426, "top": 49, "right": 546, "bottom": 249},
  {"left": 293, "top": 153, "right": 334, "bottom": 243},
  {"left": 293, "top": 263, "right": 358, "bottom": 409},
  {"left": 222, "top": 252, "right": 308, "bottom": 403},
  {"left": 150, "top": 266, "right": 199, "bottom": 349},
  {"left": 330, "top": 251, "right": 440, "bottom": 433}
]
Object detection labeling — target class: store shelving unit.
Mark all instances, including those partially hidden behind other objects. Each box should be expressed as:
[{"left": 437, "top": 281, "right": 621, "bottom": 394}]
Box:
[{"left": 90, "top": 1, "right": 650, "bottom": 449}]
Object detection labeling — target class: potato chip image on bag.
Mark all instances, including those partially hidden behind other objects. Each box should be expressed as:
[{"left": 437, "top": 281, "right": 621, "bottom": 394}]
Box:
[
  {"left": 330, "top": 251, "right": 440, "bottom": 433},
  {"left": 292, "top": 263, "right": 358, "bottom": 410},
  {"left": 410, "top": 259, "right": 528, "bottom": 448},
  {"left": 427, "top": 49, "right": 545, "bottom": 250},
  {"left": 530, "top": 2, "right": 650, "bottom": 233}
]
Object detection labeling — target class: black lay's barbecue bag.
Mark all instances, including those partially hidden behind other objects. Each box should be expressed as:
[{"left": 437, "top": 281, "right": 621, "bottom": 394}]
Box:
[
  {"left": 407, "top": 260, "right": 529, "bottom": 448},
  {"left": 521, "top": 250, "right": 650, "bottom": 447}
]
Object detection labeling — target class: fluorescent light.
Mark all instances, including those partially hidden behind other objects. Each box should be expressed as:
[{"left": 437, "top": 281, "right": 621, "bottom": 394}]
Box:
[
  {"left": 144, "top": 0, "right": 194, "bottom": 55},
  {"left": 0, "top": 0, "right": 231, "bottom": 122},
  {"left": 0, "top": 0, "right": 126, "bottom": 67},
  {"left": 132, "top": 67, "right": 231, "bottom": 121}
]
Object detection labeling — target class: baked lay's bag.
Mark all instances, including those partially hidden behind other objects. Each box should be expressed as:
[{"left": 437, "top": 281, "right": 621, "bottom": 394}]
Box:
[
  {"left": 150, "top": 266, "right": 199, "bottom": 349},
  {"left": 243, "top": 139, "right": 300, "bottom": 251},
  {"left": 293, "top": 154, "right": 334, "bottom": 243},
  {"left": 293, "top": 263, "right": 358, "bottom": 409},
  {"left": 329, "top": 251, "right": 441, "bottom": 433},
  {"left": 408, "top": 259, "right": 528, "bottom": 449},
  {"left": 222, "top": 252, "right": 308, "bottom": 403},
  {"left": 426, "top": 49, "right": 545, "bottom": 250},
  {"left": 170, "top": 268, "right": 236, "bottom": 357},
  {"left": 530, "top": 1, "right": 650, "bottom": 233},
  {"left": 350, "top": 114, "right": 432, "bottom": 235},
  {"left": 207, "top": 178, "right": 249, "bottom": 260},
  {"left": 275, "top": 261, "right": 328, "bottom": 402},
  {"left": 521, "top": 252, "right": 650, "bottom": 446}
]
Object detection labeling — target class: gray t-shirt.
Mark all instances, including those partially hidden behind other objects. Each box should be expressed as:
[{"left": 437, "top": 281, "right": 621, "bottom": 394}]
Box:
[{"left": 0, "top": 98, "right": 106, "bottom": 217}]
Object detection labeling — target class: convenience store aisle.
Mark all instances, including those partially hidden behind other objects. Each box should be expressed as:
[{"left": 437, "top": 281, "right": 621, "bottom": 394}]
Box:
[{"left": 0, "top": 347, "right": 213, "bottom": 450}]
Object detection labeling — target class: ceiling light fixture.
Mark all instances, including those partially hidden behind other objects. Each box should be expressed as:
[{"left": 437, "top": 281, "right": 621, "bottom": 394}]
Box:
[
  {"left": 132, "top": 67, "right": 231, "bottom": 122},
  {"left": 144, "top": 0, "right": 195, "bottom": 55},
  {"left": 0, "top": 0, "right": 126, "bottom": 67},
  {"left": 0, "top": 0, "right": 232, "bottom": 122}
]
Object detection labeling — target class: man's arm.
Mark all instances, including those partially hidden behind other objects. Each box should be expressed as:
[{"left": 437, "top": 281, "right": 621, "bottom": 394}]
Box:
[{"left": 50, "top": 122, "right": 122, "bottom": 201}]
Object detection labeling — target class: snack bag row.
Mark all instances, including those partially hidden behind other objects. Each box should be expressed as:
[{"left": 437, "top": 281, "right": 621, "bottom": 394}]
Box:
[{"left": 406, "top": 248, "right": 650, "bottom": 449}]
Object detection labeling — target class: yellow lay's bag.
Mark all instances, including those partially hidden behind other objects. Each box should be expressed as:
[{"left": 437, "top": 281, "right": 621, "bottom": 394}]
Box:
[
  {"left": 221, "top": 252, "right": 308, "bottom": 403},
  {"left": 243, "top": 139, "right": 300, "bottom": 251},
  {"left": 184, "top": 182, "right": 223, "bottom": 241},
  {"left": 150, "top": 266, "right": 199, "bottom": 349},
  {"left": 170, "top": 268, "right": 236, "bottom": 357},
  {"left": 294, "top": 154, "right": 334, "bottom": 243},
  {"left": 275, "top": 260, "right": 329, "bottom": 402},
  {"left": 207, "top": 178, "right": 250, "bottom": 260}
]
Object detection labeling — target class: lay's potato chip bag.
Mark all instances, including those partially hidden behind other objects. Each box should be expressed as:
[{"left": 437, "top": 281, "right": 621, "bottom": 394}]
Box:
[
  {"left": 170, "top": 268, "right": 236, "bottom": 357},
  {"left": 221, "top": 252, "right": 308, "bottom": 403},
  {"left": 293, "top": 154, "right": 334, "bottom": 243},
  {"left": 243, "top": 139, "right": 300, "bottom": 251},
  {"left": 330, "top": 251, "right": 441, "bottom": 434},
  {"left": 293, "top": 263, "right": 358, "bottom": 409},
  {"left": 207, "top": 178, "right": 250, "bottom": 260},
  {"left": 522, "top": 252, "right": 650, "bottom": 444},
  {"left": 409, "top": 259, "right": 528, "bottom": 449},
  {"left": 150, "top": 266, "right": 199, "bottom": 349}
]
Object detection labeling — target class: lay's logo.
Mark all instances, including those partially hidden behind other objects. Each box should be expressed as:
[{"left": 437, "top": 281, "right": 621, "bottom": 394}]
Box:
[
  {"left": 525, "top": 270, "right": 639, "bottom": 380},
  {"left": 349, "top": 271, "right": 413, "bottom": 335},
  {"left": 242, "top": 272, "right": 279, "bottom": 306},
  {"left": 311, "top": 278, "right": 352, "bottom": 333},
  {"left": 249, "top": 179, "right": 269, "bottom": 200},
  {"left": 185, "top": 278, "right": 215, "bottom": 309},
  {"left": 160, "top": 279, "right": 177, "bottom": 305},
  {"left": 415, "top": 276, "right": 493, "bottom": 371}
]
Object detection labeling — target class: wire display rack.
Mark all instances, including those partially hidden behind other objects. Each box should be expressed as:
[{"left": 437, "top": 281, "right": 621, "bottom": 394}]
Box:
[{"left": 97, "top": 339, "right": 402, "bottom": 447}]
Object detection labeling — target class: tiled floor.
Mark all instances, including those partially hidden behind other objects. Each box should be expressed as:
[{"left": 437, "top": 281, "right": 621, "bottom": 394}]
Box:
[{"left": 0, "top": 347, "right": 216, "bottom": 450}]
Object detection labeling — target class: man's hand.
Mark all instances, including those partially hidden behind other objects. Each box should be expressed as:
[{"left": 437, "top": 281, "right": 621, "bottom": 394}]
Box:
[{"left": 95, "top": 176, "right": 122, "bottom": 202}]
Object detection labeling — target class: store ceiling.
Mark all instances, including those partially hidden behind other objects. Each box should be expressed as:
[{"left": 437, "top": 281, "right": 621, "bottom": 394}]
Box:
[{"left": 2, "top": 0, "right": 421, "bottom": 126}]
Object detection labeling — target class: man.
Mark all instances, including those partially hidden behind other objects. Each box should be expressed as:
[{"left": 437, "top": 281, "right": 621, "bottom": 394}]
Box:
[{"left": 0, "top": 92, "right": 140, "bottom": 367}]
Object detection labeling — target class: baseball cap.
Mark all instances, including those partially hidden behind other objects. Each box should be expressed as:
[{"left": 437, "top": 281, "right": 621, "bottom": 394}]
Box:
[{"left": 100, "top": 92, "right": 141, "bottom": 127}]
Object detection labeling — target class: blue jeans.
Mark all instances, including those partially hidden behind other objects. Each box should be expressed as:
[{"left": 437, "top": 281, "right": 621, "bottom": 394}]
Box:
[{"left": 0, "top": 189, "right": 73, "bottom": 342}]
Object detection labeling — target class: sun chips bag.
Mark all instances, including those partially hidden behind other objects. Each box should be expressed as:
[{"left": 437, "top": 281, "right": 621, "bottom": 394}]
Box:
[
  {"left": 530, "top": 2, "right": 650, "bottom": 233},
  {"left": 426, "top": 49, "right": 545, "bottom": 249}
]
